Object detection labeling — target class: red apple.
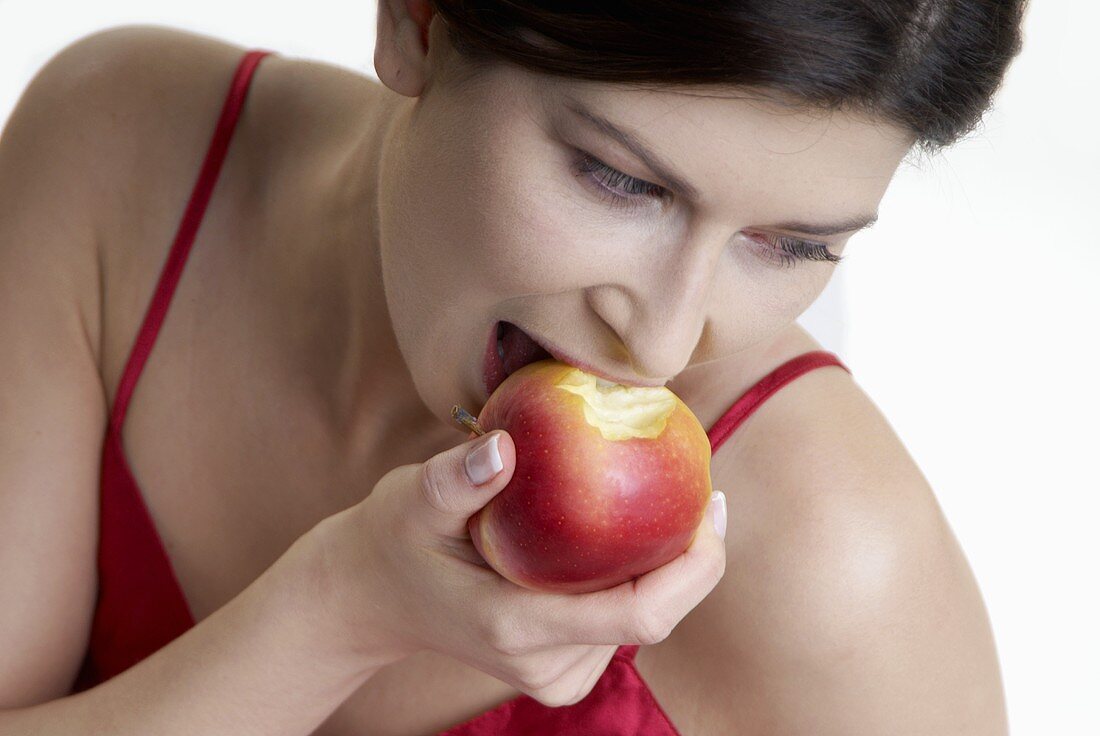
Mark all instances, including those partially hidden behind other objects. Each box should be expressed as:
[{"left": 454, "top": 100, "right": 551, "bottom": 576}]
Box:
[{"left": 460, "top": 358, "right": 712, "bottom": 594}]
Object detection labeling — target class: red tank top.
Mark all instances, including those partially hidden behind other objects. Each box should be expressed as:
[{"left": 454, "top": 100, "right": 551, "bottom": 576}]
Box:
[{"left": 69, "top": 49, "right": 852, "bottom": 734}]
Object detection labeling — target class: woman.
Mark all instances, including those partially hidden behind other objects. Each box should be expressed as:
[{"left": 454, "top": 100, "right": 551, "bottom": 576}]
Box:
[{"left": 0, "top": 1, "right": 1025, "bottom": 733}]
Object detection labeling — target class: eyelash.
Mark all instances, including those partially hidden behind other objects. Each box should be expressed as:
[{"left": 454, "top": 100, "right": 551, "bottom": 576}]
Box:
[{"left": 571, "top": 150, "right": 844, "bottom": 268}]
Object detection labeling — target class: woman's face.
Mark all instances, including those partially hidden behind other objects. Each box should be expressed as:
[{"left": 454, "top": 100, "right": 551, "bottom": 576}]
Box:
[{"left": 375, "top": 45, "right": 913, "bottom": 426}]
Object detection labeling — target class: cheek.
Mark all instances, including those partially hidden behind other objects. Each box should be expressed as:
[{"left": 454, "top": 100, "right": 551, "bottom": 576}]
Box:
[
  {"left": 728, "top": 237, "right": 835, "bottom": 303},
  {"left": 744, "top": 271, "right": 833, "bottom": 334},
  {"left": 704, "top": 247, "right": 834, "bottom": 350}
]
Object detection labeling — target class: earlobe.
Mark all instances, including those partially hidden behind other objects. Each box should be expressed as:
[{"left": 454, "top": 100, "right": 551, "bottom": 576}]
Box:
[{"left": 374, "top": 0, "right": 435, "bottom": 97}]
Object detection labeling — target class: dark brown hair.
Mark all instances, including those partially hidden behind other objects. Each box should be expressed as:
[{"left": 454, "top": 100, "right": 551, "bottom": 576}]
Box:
[{"left": 428, "top": 0, "right": 1028, "bottom": 155}]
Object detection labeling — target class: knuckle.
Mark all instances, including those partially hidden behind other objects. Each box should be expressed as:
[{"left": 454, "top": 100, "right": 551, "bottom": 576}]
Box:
[
  {"left": 711, "top": 549, "right": 728, "bottom": 584},
  {"left": 556, "top": 668, "right": 599, "bottom": 708},
  {"left": 485, "top": 611, "right": 526, "bottom": 657},
  {"left": 633, "top": 609, "right": 674, "bottom": 646},
  {"left": 516, "top": 663, "right": 559, "bottom": 693},
  {"left": 566, "top": 678, "right": 596, "bottom": 707},
  {"left": 530, "top": 680, "right": 576, "bottom": 708},
  {"left": 702, "top": 548, "right": 727, "bottom": 589},
  {"left": 416, "top": 461, "right": 453, "bottom": 516}
]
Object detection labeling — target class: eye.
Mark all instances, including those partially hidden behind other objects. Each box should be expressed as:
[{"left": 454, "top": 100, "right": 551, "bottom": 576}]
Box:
[
  {"left": 572, "top": 150, "right": 668, "bottom": 210},
  {"left": 569, "top": 150, "right": 845, "bottom": 268},
  {"left": 746, "top": 232, "right": 844, "bottom": 268}
]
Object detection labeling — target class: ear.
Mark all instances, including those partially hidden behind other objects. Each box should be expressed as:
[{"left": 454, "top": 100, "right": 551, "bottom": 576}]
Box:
[{"left": 375, "top": 0, "right": 437, "bottom": 97}]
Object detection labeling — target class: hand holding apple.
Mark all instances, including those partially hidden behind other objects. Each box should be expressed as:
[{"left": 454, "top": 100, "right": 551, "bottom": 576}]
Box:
[{"left": 452, "top": 358, "right": 713, "bottom": 594}]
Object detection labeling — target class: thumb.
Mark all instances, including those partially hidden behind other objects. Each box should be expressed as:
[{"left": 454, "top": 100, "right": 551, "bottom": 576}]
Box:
[{"left": 414, "top": 429, "right": 515, "bottom": 538}]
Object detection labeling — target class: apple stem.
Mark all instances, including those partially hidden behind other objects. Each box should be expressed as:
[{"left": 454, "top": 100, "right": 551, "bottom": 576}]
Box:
[{"left": 451, "top": 405, "right": 486, "bottom": 436}]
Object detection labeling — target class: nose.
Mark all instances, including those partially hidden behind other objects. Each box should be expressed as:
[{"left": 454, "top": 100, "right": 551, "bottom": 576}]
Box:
[{"left": 586, "top": 228, "right": 725, "bottom": 382}]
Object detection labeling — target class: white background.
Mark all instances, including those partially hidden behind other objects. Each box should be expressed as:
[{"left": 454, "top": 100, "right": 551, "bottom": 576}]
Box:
[{"left": 2, "top": 2, "right": 1097, "bottom": 733}]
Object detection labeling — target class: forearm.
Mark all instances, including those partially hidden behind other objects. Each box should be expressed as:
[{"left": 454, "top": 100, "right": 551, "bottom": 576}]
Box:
[{"left": 0, "top": 523, "right": 386, "bottom": 736}]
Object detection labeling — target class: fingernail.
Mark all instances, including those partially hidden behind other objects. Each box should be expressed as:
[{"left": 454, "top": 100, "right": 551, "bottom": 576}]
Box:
[
  {"left": 465, "top": 432, "right": 503, "bottom": 486},
  {"left": 710, "top": 491, "right": 727, "bottom": 540}
]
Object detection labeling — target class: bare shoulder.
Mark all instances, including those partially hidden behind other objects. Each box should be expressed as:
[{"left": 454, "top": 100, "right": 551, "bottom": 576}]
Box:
[
  {"left": 637, "top": 331, "right": 1008, "bottom": 735},
  {"left": 11, "top": 24, "right": 375, "bottom": 236},
  {"left": 4, "top": 27, "right": 249, "bottom": 391},
  {"left": 13, "top": 23, "right": 385, "bottom": 267},
  {"left": 17, "top": 26, "right": 260, "bottom": 226},
  {"left": 8, "top": 26, "right": 382, "bottom": 384},
  {"left": 13, "top": 27, "right": 247, "bottom": 164}
]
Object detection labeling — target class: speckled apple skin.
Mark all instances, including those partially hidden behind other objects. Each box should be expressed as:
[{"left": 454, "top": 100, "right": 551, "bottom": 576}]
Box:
[{"left": 467, "top": 359, "right": 713, "bottom": 594}]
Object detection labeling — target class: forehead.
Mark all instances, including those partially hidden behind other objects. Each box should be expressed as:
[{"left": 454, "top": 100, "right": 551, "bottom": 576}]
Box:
[{"left": 527, "top": 74, "right": 913, "bottom": 220}]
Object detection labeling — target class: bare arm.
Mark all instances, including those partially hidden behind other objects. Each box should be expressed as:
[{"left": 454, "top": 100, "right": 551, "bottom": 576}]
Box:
[
  {"left": 0, "top": 529, "right": 386, "bottom": 736},
  {"left": 0, "top": 26, "right": 384, "bottom": 735},
  {"left": 642, "top": 367, "right": 1008, "bottom": 735}
]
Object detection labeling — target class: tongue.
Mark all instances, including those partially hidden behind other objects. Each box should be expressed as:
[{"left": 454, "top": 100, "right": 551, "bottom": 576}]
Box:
[{"left": 501, "top": 322, "right": 553, "bottom": 376}]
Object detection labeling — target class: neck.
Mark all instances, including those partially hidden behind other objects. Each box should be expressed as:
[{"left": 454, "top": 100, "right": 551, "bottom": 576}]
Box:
[{"left": 309, "top": 88, "right": 456, "bottom": 456}]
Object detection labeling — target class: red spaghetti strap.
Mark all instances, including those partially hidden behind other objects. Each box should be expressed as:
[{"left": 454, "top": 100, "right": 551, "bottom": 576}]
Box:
[
  {"left": 108, "top": 49, "right": 274, "bottom": 432},
  {"left": 707, "top": 350, "right": 851, "bottom": 454}
]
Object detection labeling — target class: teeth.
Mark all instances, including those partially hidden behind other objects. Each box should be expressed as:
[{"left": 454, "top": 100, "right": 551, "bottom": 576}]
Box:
[{"left": 497, "top": 336, "right": 505, "bottom": 362}]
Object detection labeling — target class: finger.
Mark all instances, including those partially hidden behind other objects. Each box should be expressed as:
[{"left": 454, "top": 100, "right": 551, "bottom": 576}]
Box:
[
  {"left": 524, "top": 644, "right": 618, "bottom": 707},
  {"left": 414, "top": 429, "right": 516, "bottom": 538},
  {"left": 514, "top": 492, "right": 728, "bottom": 647},
  {"left": 566, "top": 645, "right": 619, "bottom": 705}
]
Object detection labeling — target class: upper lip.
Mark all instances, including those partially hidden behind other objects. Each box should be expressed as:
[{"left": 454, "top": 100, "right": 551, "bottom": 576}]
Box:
[{"left": 506, "top": 322, "right": 668, "bottom": 388}]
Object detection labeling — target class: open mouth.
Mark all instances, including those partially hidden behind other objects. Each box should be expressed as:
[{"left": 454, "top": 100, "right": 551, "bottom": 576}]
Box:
[{"left": 483, "top": 321, "right": 554, "bottom": 398}]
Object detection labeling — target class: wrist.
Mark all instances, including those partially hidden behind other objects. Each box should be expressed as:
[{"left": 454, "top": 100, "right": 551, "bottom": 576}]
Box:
[{"left": 295, "top": 507, "right": 414, "bottom": 670}]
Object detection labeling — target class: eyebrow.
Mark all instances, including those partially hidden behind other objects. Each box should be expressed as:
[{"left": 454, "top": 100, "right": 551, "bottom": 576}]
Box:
[
  {"left": 563, "top": 97, "right": 702, "bottom": 200},
  {"left": 562, "top": 97, "right": 880, "bottom": 238},
  {"left": 766, "top": 213, "right": 879, "bottom": 237}
]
